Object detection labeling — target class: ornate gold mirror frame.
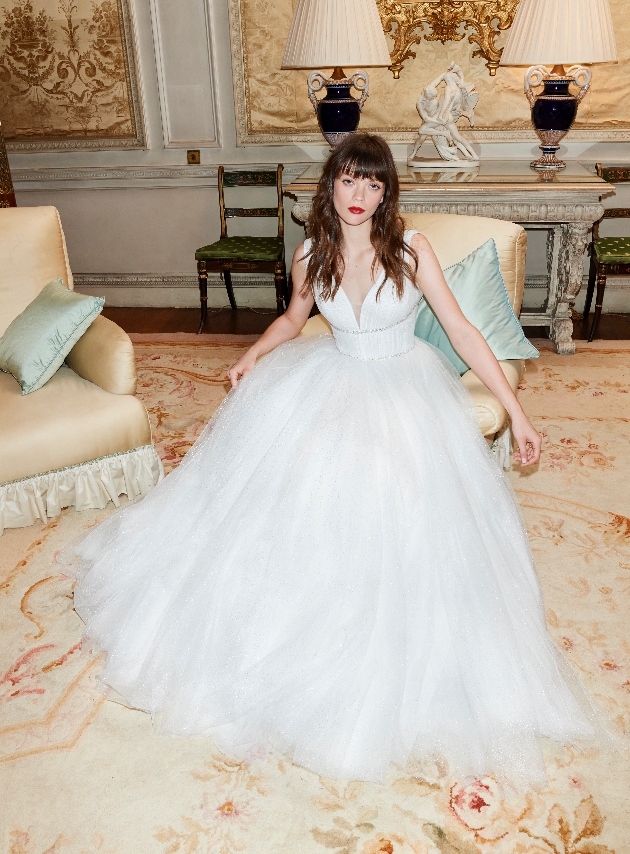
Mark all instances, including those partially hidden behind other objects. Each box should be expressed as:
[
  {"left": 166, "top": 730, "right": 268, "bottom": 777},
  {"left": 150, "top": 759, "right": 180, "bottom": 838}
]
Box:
[{"left": 376, "top": 0, "right": 520, "bottom": 78}]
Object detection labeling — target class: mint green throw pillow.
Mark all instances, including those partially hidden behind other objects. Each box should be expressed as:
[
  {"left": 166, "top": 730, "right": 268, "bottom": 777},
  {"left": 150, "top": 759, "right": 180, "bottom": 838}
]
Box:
[
  {"left": 414, "top": 238, "right": 539, "bottom": 375},
  {"left": 0, "top": 278, "right": 104, "bottom": 394}
]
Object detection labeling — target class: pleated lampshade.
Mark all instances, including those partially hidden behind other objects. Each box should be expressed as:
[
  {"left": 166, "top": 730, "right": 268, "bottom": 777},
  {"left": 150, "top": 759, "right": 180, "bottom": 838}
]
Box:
[
  {"left": 282, "top": 0, "right": 391, "bottom": 69},
  {"left": 500, "top": 0, "right": 617, "bottom": 66}
]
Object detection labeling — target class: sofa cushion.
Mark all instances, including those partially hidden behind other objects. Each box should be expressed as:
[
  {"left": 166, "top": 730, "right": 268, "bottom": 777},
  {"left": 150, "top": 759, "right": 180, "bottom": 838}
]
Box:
[
  {"left": 0, "top": 366, "right": 152, "bottom": 484},
  {"left": 403, "top": 212, "right": 527, "bottom": 312},
  {"left": 414, "top": 239, "right": 539, "bottom": 375},
  {"left": 0, "top": 278, "right": 104, "bottom": 394}
]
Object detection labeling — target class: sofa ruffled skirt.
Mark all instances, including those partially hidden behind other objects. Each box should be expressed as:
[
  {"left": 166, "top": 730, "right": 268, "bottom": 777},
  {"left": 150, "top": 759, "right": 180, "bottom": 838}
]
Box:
[{"left": 0, "top": 444, "right": 163, "bottom": 534}]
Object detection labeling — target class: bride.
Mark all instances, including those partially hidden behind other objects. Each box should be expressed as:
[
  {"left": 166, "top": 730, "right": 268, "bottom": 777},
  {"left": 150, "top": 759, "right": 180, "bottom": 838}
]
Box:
[{"left": 66, "top": 133, "right": 599, "bottom": 790}]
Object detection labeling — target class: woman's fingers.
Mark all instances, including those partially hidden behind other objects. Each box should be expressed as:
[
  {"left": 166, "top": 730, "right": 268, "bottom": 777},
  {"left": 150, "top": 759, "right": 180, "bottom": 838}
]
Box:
[
  {"left": 227, "top": 362, "right": 252, "bottom": 387},
  {"left": 513, "top": 428, "right": 541, "bottom": 467}
]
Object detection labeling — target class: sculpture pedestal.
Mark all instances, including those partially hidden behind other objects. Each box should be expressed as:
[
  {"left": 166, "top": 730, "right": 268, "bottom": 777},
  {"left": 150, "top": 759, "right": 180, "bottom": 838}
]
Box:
[{"left": 407, "top": 157, "right": 479, "bottom": 169}]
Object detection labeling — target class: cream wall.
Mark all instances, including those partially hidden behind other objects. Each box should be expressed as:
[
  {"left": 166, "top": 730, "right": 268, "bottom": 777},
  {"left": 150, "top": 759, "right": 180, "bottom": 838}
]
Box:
[{"left": 7, "top": 0, "right": 630, "bottom": 312}]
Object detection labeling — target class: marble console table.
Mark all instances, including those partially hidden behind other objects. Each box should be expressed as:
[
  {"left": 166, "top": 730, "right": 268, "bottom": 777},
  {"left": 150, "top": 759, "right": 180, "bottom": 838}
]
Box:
[{"left": 285, "top": 161, "right": 614, "bottom": 354}]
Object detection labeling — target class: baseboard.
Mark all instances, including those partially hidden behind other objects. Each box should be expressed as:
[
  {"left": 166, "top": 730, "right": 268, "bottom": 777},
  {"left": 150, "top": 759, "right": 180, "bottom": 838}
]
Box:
[
  {"left": 74, "top": 273, "right": 278, "bottom": 308},
  {"left": 73, "top": 272, "right": 630, "bottom": 310}
]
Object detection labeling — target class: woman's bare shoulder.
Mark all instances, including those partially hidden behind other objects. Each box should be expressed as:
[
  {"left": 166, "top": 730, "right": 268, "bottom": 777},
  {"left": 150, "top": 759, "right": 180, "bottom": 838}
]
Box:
[
  {"left": 408, "top": 231, "right": 432, "bottom": 252},
  {"left": 292, "top": 241, "right": 311, "bottom": 266}
]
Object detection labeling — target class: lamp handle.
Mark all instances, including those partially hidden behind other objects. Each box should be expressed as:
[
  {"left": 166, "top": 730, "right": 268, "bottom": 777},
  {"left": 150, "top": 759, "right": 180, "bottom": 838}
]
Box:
[
  {"left": 568, "top": 65, "right": 592, "bottom": 104},
  {"left": 307, "top": 72, "right": 328, "bottom": 113},
  {"left": 524, "top": 65, "right": 548, "bottom": 107},
  {"left": 349, "top": 71, "right": 370, "bottom": 110}
]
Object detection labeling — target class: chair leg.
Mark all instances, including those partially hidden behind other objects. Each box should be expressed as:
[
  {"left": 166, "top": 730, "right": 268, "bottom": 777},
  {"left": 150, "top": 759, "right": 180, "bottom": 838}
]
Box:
[
  {"left": 588, "top": 269, "right": 607, "bottom": 342},
  {"left": 275, "top": 261, "right": 287, "bottom": 316},
  {"left": 197, "top": 261, "right": 208, "bottom": 334},
  {"left": 223, "top": 269, "right": 237, "bottom": 310},
  {"left": 583, "top": 254, "right": 597, "bottom": 328},
  {"left": 282, "top": 266, "right": 291, "bottom": 309}
]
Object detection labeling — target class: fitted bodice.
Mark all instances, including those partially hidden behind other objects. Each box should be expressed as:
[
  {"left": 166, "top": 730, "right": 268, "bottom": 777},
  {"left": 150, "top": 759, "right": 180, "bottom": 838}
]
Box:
[{"left": 308, "top": 230, "right": 422, "bottom": 361}]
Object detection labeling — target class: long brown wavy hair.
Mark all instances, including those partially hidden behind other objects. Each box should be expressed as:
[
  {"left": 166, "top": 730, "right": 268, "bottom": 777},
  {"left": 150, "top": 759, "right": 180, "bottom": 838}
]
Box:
[{"left": 302, "top": 133, "right": 418, "bottom": 301}]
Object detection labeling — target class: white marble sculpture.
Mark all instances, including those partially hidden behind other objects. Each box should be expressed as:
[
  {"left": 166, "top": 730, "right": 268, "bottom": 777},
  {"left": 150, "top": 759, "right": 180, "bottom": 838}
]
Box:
[{"left": 408, "top": 63, "right": 479, "bottom": 168}]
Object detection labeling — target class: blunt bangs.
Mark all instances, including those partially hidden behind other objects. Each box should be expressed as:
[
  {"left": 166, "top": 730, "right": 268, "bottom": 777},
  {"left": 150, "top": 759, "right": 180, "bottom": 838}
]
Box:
[
  {"left": 336, "top": 156, "right": 388, "bottom": 186},
  {"left": 331, "top": 134, "right": 396, "bottom": 189}
]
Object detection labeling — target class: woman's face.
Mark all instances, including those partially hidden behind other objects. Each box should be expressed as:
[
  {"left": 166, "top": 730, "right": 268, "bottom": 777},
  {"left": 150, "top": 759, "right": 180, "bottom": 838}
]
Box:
[{"left": 333, "top": 172, "right": 385, "bottom": 226}]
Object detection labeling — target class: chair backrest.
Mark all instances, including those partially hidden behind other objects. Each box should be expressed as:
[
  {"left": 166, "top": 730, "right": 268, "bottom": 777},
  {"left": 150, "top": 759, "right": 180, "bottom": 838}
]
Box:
[
  {"left": 218, "top": 165, "right": 284, "bottom": 239},
  {"left": 594, "top": 164, "right": 630, "bottom": 238},
  {"left": 0, "top": 206, "right": 73, "bottom": 335},
  {"left": 403, "top": 212, "right": 527, "bottom": 312},
  {"left": 300, "top": 212, "right": 527, "bottom": 338}
]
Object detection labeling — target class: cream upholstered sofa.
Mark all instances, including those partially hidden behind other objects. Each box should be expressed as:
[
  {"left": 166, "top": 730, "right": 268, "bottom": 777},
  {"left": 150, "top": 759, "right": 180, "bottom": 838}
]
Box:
[
  {"left": 300, "top": 212, "right": 528, "bottom": 466},
  {"left": 0, "top": 206, "right": 163, "bottom": 534}
]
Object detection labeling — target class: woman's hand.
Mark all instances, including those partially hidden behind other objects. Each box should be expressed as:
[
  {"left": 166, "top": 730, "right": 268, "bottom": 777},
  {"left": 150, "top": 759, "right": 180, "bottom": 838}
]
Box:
[
  {"left": 227, "top": 351, "right": 257, "bottom": 388},
  {"left": 224, "top": 243, "right": 315, "bottom": 390},
  {"left": 510, "top": 410, "right": 542, "bottom": 467}
]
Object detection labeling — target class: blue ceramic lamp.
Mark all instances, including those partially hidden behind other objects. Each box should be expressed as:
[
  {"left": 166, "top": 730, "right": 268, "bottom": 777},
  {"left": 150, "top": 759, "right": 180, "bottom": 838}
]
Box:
[
  {"left": 500, "top": 0, "right": 617, "bottom": 171},
  {"left": 281, "top": 0, "right": 392, "bottom": 147}
]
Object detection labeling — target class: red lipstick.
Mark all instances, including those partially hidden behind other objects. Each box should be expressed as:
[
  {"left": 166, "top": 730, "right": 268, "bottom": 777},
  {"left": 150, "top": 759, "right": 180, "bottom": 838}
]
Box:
[{"left": 348, "top": 206, "right": 365, "bottom": 214}]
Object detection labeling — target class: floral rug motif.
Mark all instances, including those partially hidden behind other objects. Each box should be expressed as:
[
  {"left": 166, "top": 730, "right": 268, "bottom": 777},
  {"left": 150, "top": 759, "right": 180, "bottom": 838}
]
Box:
[{"left": 1, "top": 343, "right": 629, "bottom": 854}]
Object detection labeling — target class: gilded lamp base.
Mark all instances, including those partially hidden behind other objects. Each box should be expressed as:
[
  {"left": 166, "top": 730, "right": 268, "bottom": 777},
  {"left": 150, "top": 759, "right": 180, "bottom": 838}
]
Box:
[{"left": 530, "top": 129, "right": 569, "bottom": 171}]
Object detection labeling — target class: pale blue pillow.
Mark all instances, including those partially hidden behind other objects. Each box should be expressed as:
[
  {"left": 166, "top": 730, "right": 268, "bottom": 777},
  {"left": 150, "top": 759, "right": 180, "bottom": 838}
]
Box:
[
  {"left": 414, "top": 238, "right": 538, "bottom": 374},
  {"left": 0, "top": 278, "right": 104, "bottom": 394}
]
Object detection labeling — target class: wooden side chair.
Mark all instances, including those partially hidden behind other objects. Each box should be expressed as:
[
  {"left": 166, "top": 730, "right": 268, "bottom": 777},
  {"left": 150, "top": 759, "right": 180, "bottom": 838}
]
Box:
[
  {"left": 583, "top": 163, "right": 630, "bottom": 341},
  {"left": 195, "top": 165, "right": 289, "bottom": 333}
]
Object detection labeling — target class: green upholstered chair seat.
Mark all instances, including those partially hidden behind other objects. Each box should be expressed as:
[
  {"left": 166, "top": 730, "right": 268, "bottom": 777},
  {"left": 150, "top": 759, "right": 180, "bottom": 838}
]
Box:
[
  {"left": 594, "top": 237, "right": 630, "bottom": 264},
  {"left": 195, "top": 236, "right": 284, "bottom": 262}
]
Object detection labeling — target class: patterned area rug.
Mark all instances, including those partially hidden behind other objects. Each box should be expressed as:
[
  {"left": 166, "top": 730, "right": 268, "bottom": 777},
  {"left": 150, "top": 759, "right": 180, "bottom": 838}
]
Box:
[{"left": 2, "top": 341, "right": 630, "bottom": 854}]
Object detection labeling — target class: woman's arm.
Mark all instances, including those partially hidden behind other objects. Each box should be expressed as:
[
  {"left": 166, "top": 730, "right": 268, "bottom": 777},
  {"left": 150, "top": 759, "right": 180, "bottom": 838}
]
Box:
[
  {"left": 227, "top": 244, "right": 314, "bottom": 387},
  {"left": 411, "top": 233, "right": 542, "bottom": 466}
]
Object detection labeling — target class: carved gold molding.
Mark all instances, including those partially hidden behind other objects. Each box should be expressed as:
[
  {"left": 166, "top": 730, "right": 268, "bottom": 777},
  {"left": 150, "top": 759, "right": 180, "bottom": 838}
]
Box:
[{"left": 376, "top": 0, "right": 520, "bottom": 78}]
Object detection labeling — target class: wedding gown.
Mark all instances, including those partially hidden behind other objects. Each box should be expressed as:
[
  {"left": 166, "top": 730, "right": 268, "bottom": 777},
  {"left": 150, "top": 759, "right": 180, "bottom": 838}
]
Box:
[{"left": 66, "top": 232, "right": 598, "bottom": 789}]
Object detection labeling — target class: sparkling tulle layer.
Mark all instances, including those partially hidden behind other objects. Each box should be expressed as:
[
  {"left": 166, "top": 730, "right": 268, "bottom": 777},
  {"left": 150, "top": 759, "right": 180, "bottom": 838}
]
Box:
[{"left": 63, "top": 335, "right": 599, "bottom": 788}]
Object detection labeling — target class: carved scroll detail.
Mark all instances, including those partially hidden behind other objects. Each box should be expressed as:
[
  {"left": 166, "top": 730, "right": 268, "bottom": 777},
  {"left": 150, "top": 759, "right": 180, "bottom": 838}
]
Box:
[{"left": 376, "top": 0, "right": 520, "bottom": 79}]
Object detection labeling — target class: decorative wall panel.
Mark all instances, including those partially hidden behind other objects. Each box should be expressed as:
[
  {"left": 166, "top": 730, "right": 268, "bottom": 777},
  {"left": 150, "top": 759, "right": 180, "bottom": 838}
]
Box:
[
  {"left": 150, "top": 0, "right": 220, "bottom": 147},
  {"left": 0, "top": 0, "right": 144, "bottom": 150},
  {"left": 229, "top": 0, "right": 630, "bottom": 144}
]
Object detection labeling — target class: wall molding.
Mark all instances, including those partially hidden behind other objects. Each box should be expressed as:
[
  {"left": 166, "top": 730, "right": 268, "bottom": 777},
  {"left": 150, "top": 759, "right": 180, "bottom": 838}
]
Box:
[
  {"left": 149, "top": 0, "right": 221, "bottom": 148},
  {"left": 526, "top": 274, "right": 630, "bottom": 290},
  {"left": 74, "top": 273, "right": 279, "bottom": 308},
  {"left": 74, "top": 272, "right": 630, "bottom": 291},
  {"left": 11, "top": 163, "right": 310, "bottom": 189},
  {"left": 74, "top": 273, "right": 273, "bottom": 288},
  {"left": 72, "top": 272, "right": 630, "bottom": 310}
]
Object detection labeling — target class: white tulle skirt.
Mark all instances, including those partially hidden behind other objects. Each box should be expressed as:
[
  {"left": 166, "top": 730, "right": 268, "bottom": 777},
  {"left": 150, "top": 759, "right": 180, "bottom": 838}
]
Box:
[{"left": 64, "top": 334, "right": 599, "bottom": 788}]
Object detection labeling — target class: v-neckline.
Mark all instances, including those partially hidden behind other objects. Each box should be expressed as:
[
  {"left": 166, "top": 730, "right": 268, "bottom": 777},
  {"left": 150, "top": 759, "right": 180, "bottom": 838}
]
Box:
[{"left": 339, "top": 268, "right": 386, "bottom": 331}]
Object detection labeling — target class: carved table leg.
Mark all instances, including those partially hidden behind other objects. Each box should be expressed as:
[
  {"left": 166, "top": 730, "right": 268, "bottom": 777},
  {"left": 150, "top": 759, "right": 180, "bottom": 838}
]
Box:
[
  {"left": 550, "top": 222, "right": 590, "bottom": 355},
  {"left": 543, "top": 226, "right": 562, "bottom": 314}
]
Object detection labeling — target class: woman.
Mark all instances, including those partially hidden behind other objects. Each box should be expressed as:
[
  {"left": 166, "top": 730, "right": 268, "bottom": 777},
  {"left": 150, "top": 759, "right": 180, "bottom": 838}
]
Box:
[{"left": 65, "top": 134, "right": 598, "bottom": 790}]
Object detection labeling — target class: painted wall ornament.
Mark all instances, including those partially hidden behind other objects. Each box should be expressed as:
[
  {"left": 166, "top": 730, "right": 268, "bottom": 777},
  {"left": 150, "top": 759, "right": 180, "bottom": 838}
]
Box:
[
  {"left": 408, "top": 62, "right": 479, "bottom": 167},
  {"left": 0, "top": 0, "right": 144, "bottom": 150}
]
